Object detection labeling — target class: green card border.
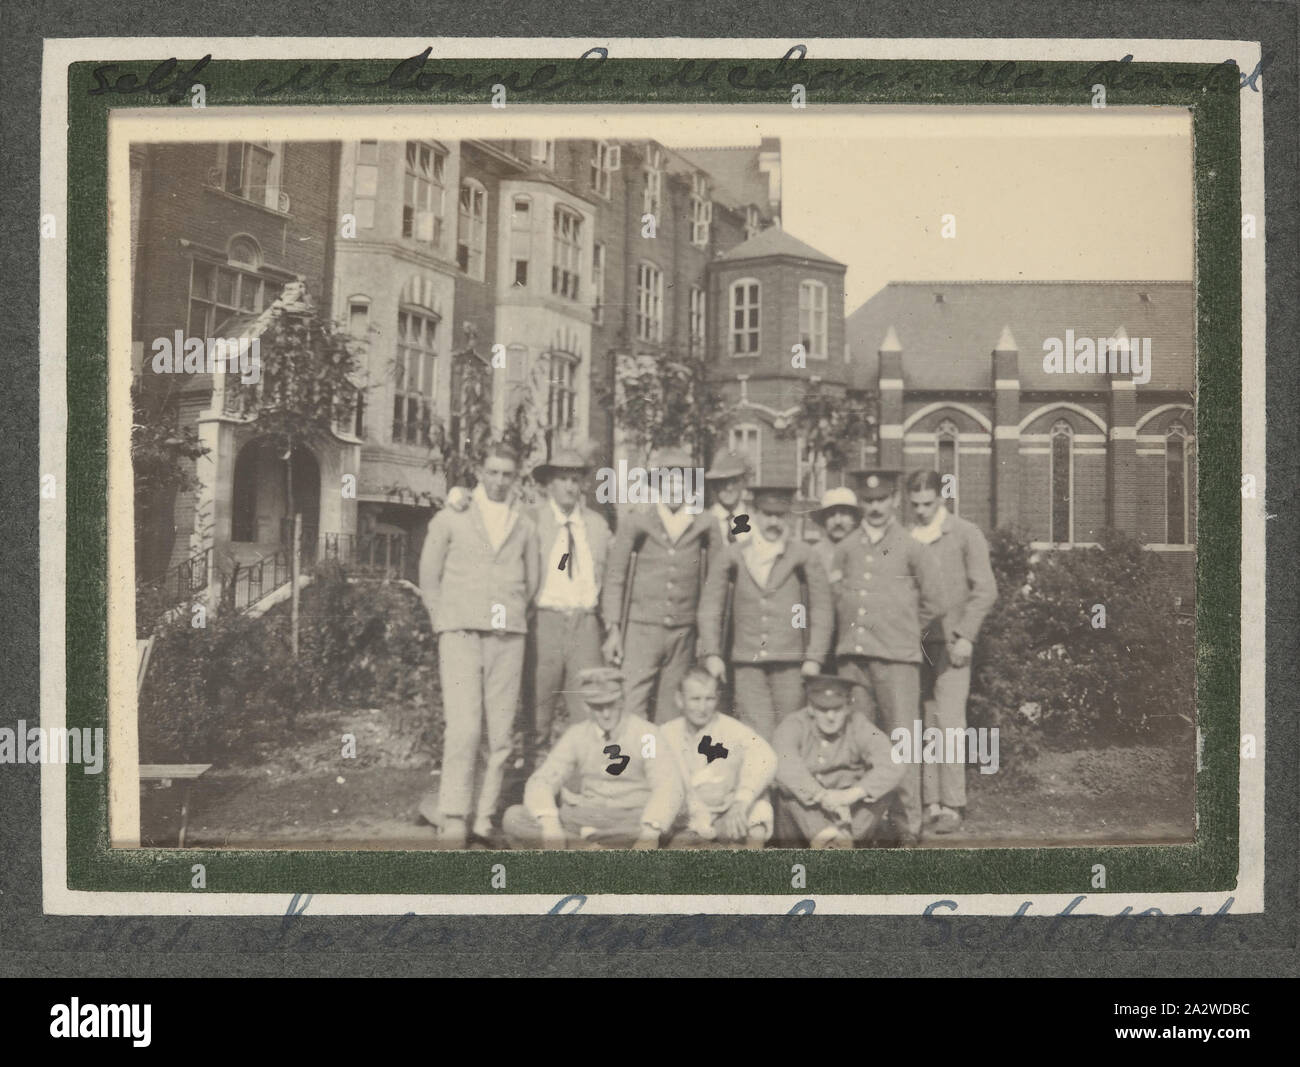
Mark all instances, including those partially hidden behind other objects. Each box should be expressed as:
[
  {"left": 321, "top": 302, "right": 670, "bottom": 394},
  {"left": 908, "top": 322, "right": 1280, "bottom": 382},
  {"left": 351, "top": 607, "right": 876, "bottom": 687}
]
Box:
[{"left": 65, "top": 54, "right": 1242, "bottom": 896}]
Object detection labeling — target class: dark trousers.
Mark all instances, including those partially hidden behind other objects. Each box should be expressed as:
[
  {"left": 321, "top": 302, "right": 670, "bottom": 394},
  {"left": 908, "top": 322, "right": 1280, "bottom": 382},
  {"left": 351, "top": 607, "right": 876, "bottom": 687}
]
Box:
[
  {"left": 531, "top": 608, "right": 603, "bottom": 755},
  {"left": 837, "top": 655, "right": 922, "bottom": 837}
]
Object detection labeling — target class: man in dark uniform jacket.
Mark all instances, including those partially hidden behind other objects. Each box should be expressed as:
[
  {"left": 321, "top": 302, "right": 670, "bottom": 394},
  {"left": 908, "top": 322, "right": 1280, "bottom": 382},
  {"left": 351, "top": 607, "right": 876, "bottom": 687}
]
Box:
[{"left": 829, "top": 469, "right": 947, "bottom": 846}]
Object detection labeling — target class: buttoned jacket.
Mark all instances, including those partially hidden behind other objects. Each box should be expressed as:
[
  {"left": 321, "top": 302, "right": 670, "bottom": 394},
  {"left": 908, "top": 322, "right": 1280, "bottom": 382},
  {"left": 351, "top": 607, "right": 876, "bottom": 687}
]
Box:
[
  {"left": 418, "top": 496, "right": 539, "bottom": 634},
  {"left": 697, "top": 539, "right": 833, "bottom": 665},
  {"left": 830, "top": 520, "right": 948, "bottom": 663},
  {"left": 600, "top": 507, "right": 720, "bottom": 630}
]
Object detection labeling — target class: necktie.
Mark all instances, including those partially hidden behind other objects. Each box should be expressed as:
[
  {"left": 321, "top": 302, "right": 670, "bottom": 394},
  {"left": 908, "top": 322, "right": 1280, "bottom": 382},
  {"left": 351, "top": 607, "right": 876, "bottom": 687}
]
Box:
[
  {"left": 564, "top": 519, "right": 576, "bottom": 580},
  {"left": 726, "top": 511, "right": 736, "bottom": 544}
]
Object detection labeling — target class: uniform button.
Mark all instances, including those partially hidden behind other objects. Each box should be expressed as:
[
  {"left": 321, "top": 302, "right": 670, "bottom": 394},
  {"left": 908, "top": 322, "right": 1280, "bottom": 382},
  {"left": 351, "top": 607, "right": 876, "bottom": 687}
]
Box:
[
  {"left": 663, "top": 616, "right": 673, "bottom": 626},
  {"left": 759, "top": 649, "right": 768, "bottom": 658},
  {"left": 858, "top": 607, "right": 866, "bottom": 616},
  {"left": 855, "top": 644, "right": 864, "bottom": 653}
]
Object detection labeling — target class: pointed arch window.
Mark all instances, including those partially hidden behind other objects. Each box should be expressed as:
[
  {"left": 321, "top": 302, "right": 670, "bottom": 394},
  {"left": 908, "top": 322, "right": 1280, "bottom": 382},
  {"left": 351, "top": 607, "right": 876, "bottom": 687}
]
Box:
[
  {"left": 1166, "top": 422, "right": 1190, "bottom": 544},
  {"left": 1049, "top": 419, "right": 1074, "bottom": 544},
  {"left": 935, "top": 418, "right": 959, "bottom": 514}
]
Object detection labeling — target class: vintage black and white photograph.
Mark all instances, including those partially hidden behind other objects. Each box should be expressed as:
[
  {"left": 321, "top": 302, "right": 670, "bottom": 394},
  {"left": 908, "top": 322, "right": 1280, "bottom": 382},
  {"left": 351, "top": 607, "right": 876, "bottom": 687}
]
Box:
[{"left": 121, "top": 108, "right": 1198, "bottom": 852}]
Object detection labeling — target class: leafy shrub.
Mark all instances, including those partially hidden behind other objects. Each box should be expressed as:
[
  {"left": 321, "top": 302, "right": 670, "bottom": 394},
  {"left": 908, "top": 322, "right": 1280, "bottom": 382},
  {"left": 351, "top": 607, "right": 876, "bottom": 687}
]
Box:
[
  {"left": 138, "top": 566, "right": 442, "bottom": 765},
  {"left": 967, "top": 527, "right": 1196, "bottom": 763}
]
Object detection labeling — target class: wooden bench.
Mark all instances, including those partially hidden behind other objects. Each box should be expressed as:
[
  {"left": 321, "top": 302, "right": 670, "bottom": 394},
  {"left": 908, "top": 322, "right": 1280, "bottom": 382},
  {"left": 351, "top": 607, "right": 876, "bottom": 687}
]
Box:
[{"left": 139, "top": 764, "right": 212, "bottom": 847}]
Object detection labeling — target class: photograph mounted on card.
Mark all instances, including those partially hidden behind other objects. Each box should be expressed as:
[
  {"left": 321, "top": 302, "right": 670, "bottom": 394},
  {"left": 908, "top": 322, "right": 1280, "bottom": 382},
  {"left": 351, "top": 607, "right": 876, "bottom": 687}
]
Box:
[{"left": 38, "top": 35, "right": 1263, "bottom": 914}]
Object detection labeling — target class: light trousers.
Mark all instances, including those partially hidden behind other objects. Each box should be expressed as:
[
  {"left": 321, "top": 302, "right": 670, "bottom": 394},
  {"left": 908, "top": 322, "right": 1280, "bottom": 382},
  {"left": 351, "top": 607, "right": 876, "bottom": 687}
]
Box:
[
  {"left": 921, "top": 640, "right": 972, "bottom": 809},
  {"left": 437, "top": 629, "right": 526, "bottom": 823}
]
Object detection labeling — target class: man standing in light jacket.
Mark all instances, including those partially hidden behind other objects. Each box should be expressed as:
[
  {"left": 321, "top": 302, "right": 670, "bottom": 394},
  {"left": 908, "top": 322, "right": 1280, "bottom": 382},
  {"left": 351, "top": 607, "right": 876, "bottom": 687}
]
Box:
[
  {"left": 417, "top": 443, "right": 539, "bottom": 849},
  {"left": 906, "top": 469, "right": 998, "bottom": 835}
]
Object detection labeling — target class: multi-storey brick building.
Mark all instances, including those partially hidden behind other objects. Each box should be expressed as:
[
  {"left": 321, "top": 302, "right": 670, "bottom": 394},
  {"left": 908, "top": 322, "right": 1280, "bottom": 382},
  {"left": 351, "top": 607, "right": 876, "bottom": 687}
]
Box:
[
  {"left": 845, "top": 280, "right": 1196, "bottom": 595},
  {"left": 131, "top": 138, "right": 351, "bottom": 592}
]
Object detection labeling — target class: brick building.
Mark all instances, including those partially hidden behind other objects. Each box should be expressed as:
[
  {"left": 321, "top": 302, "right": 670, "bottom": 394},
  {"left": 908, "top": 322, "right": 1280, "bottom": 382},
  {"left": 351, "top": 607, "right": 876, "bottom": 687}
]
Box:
[
  {"left": 131, "top": 139, "right": 350, "bottom": 591},
  {"left": 845, "top": 280, "right": 1196, "bottom": 595}
]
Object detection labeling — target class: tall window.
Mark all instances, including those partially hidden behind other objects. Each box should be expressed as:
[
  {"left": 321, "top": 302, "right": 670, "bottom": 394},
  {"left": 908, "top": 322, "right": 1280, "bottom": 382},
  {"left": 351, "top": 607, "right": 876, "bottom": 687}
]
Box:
[
  {"left": 188, "top": 260, "right": 266, "bottom": 337},
  {"left": 745, "top": 205, "right": 762, "bottom": 239},
  {"left": 530, "top": 140, "right": 555, "bottom": 168},
  {"left": 643, "top": 147, "right": 663, "bottom": 217},
  {"left": 352, "top": 141, "right": 378, "bottom": 230},
  {"left": 798, "top": 438, "right": 828, "bottom": 501},
  {"left": 546, "top": 352, "right": 578, "bottom": 456},
  {"left": 590, "top": 141, "right": 620, "bottom": 198},
  {"left": 402, "top": 142, "right": 447, "bottom": 247},
  {"left": 690, "top": 173, "right": 712, "bottom": 246},
  {"left": 393, "top": 308, "right": 438, "bottom": 446},
  {"left": 689, "top": 287, "right": 706, "bottom": 351},
  {"left": 1166, "top": 422, "right": 1189, "bottom": 544},
  {"left": 1049, "top": 419, "right": 1073, "bottom": 543},
  {"left": 799, "top": 280, "right": 828, "bottom": 359},
  {"left": 456, "top": 179, "right": 487, "bottom": 279},
  {"left": 730, "top": 279, "right": 760, "bottom": 355},
  {"left": 636, "top": 262, "right": 664, "bottom": 342},
  {"left": 222, "top": 141, "right": 274, "bottom": 203},
  {"left": 552, "top": 206, "right": 583, "bottom": 300},
  {"left": 935, "top": 418, "right": 959, "bottom": 514},
  {"left": 729, "top": 425, "right": 761, "bottom": 483},
  {"left": 347, "top": 298, "right": 370, "bottom": 439},
  {"left": 592, "top": 242, "right": 606, "bottom": 324},
  {"left": 510, "top": 196, "right": 532, "bottom": 287}
]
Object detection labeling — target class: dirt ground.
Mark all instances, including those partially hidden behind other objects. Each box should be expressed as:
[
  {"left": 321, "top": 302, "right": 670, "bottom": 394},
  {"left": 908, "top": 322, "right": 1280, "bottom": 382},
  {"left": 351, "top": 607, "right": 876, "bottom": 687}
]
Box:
[{"left": 141, "top": 706, "right": 1196, "bottom": 850}]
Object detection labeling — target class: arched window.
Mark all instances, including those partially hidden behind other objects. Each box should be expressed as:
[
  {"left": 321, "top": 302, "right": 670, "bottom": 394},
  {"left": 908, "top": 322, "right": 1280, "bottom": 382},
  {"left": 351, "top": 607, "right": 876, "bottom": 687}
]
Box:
[
  {"left": 546, "top": 349, "right": 579, "bottom": 457},
  {"left": 394, "top": 301, "right": 439, "bottom": 447},
  {"left": 798, "top": 280, "right": 828, "bottom": 359},
  {"left": 730, "top": 278, "right": 760, "bottom": 355},
  {"left": 1166, "top": 422, "right": 1189, "bottom": 544},
  {"left": 1049, "top": 419, "right": 1073, "bottom": 544},
  {"left": 729, "top": 424, "right": 762, "bottom": 483},
  {"left": 456, "top": 178, "right": 487, "bottom": 280},
  {"left": 935, "top": 418, "right": 959, "bottom": 514},
  {"left": 227, "top": 235, "right": 261, "bottom": 268}
]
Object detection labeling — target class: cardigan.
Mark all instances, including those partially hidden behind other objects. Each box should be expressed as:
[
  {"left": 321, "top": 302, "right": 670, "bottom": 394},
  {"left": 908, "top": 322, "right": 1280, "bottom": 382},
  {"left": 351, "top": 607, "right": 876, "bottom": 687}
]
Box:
[{"left": 600, "top": 506, "right": 720, "bottom": 630}]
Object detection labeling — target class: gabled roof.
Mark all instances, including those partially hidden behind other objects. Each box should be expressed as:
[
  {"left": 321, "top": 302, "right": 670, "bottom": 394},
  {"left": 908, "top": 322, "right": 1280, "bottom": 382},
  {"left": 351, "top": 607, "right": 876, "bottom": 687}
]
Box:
[
  {"left": 673, "top": 144, "right": 776, "bottom": 214},
  {"left": 715, "top": 226, "right": 844, "bottom": 268},
  {"left": 845, "top": 280, "right": 1195, "bottom": 392}
]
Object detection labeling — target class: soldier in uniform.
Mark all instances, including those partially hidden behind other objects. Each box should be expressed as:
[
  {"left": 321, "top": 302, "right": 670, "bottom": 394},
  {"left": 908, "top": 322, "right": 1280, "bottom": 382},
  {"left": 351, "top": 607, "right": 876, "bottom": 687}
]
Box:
[
  {"left": 906, "top": 469, "right": 998, "bottom": 835},
  {"left": 704, "top": 449, "right": 752, "bottom": 546},
  {"left": 772, "top": 673, "right": 903, "bottom": 848},
  {"left": 698, "top": 485, "right": 832, "bottom": 740},
  {"left": 601, "top": 447, "right": 719, "bottom": 723},
  {"left": 501, "top": 667, "right": 684, "bottom": 849},
  {"left": 829, "top": 468, "right": 947, "bottom": 846},
  {"left": 660, "top": 665, "right": 778, "bottom": 848}
]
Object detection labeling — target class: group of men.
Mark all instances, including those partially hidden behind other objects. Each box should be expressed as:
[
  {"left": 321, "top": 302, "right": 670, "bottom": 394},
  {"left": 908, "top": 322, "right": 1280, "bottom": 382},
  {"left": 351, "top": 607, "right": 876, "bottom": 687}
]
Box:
[{"left": 416, "top": 442, "right": 996, "bottom": 850}]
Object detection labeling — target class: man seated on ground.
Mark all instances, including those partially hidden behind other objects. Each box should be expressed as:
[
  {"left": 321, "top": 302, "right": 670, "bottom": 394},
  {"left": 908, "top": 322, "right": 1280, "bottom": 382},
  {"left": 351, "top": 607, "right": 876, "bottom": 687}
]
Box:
[
  {"left": 660, "top": 666, "right": 778, "bottom": 848},
  {"left": 502, "top": 667, "right": 684, "bottom": 850},
  {"left": 772, "top": 673, "right": 905, "bottom": 849}
]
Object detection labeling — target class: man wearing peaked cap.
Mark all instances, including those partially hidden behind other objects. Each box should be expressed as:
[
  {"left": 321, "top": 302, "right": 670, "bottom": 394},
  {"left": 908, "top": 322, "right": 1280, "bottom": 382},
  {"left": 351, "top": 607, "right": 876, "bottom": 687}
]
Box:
[
  {"left": 698, "top": 483, "right": 832, "bottom": 740},
  {"left": 771, "top": 671, "right": 903, "bottom": 848},
  {"left": 527, "top": 447, "right": 613, "bottom": 763},
  {"left": 601, "top": 447, "right": 720, "bottom": 723},
  {"left": 828, "top": 467, "right": 948, "bottom": 845},
  {"left": 501, "top": 666, "right": 685, "bottom": 849},
  {"left": 704, "top": 449, "right": 752, "bottom": 546}
]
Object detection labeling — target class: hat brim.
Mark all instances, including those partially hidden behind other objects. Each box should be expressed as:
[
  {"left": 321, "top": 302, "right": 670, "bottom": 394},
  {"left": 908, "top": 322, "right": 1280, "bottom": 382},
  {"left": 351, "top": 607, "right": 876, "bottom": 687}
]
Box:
[
  {"left": 704, "top": 468, "right": 747, "bottom": 482},
  {"left": 812, "top": 504, "right": 864, "bottom": 525},
  {"left": 533, "top": 463, "right": 590, "bottom": 481}
]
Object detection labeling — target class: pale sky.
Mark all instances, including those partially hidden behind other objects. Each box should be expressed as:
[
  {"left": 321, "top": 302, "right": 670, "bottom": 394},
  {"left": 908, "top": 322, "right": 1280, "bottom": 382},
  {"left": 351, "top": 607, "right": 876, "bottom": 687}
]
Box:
[{"left": 674, "top": 108, "right": 1195, "bottom": 313}]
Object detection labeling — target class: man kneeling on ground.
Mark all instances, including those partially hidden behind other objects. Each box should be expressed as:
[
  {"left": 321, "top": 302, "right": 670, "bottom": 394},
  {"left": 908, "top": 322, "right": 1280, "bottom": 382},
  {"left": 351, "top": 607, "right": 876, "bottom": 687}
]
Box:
[
  {"left": 772, "top": 674, "right": 904, "bottom": 849},
  {"left": 660, "top": 666, "right": 778, "bottom": 848},
  {"left": 503, "top": 667, "right": 684, "bottom": 849}
]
